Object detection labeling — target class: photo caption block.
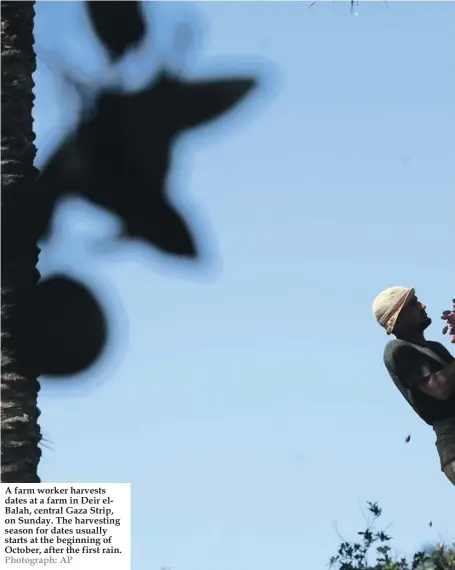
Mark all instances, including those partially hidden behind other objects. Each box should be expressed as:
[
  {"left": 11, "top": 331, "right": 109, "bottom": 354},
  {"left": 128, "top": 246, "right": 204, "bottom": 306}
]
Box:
[{"left": 1, "top": 483, "right": 130, "bottom": 570}]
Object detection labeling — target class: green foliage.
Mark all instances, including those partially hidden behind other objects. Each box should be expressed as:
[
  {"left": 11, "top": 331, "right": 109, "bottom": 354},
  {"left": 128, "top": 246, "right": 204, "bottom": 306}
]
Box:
[{"left": 330, "top": 502, "right": 455, "bottom": 570}]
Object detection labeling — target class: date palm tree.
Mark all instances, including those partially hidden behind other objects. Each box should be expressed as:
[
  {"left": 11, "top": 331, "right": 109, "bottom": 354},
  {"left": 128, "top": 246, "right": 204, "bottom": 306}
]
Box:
[{"left": 1, "top": 1, "right": 42, "bottom": 482}]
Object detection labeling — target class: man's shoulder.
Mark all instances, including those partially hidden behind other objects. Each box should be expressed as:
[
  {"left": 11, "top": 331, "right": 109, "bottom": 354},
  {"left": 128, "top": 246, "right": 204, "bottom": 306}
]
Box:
[
  {"left": 427, "top": 340, "right": 446, "bottom": 349},
  {"left": 427, "top": 340, "right": 454, "bottom": 361},
  {"left": 383, "top": 339, "right": 430, "bottom": 371},
  {"left": 383, "top": 340, "right": 411, "bottom": 373},
  {"left": 383, "top": 339, "right": 410, "bottom": 360},
  {"left": 383, "top": 339, "right": 454, "bottom": 368}
]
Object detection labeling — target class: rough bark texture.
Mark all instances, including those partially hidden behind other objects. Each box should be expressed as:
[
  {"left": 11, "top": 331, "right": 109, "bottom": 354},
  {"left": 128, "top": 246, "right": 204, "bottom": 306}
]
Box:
[{"left": 1, "top": 1, "right": 42, "bottom": 482}]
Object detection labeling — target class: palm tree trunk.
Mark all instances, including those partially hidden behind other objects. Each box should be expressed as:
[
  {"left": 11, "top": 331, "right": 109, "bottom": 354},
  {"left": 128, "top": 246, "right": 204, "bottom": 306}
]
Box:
[{"left": 1, "top": 1, "right": 42, "bottom": 482}]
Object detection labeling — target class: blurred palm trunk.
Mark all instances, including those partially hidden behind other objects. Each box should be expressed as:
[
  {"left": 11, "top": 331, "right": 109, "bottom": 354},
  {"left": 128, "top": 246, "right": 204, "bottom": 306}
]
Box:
[{"left": 1, "top": 1, "right": 42, "bottom": 482}]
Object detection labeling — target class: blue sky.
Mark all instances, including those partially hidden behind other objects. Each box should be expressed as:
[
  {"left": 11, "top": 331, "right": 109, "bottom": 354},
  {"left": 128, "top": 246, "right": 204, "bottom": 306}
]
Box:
[{"left": 33, "top": 2, "right": 454, "bottom": 570}]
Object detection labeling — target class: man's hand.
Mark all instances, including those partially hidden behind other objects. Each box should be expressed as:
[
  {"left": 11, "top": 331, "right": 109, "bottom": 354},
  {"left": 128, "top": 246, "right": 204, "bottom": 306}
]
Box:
[{"left": 442, "top": 298, "right": 455, "bottom": 344}]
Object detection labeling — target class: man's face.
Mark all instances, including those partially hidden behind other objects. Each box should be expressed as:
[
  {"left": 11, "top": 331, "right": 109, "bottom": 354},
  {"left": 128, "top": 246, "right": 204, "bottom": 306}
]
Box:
[{"left": 394, "top": 293, "right": 431, "bottom": 335}]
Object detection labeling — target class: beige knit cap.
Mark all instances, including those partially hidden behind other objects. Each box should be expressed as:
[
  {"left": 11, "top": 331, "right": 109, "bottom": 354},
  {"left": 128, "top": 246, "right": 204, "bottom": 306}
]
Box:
[{"left": 372, "top": 286, "right": 414, "bottom": 335}]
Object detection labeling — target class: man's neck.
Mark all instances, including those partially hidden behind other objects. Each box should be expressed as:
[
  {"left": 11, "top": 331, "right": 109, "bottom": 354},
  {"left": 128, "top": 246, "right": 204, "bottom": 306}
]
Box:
[{"left": 396, "top": 332, "right": 428, "bottom": 346}]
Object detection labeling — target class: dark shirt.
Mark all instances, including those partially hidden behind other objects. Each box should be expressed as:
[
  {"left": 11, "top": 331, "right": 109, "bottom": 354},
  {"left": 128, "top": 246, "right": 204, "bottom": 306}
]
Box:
[{"left": 384, "top": 339, "right": 455, "bottom": 468}]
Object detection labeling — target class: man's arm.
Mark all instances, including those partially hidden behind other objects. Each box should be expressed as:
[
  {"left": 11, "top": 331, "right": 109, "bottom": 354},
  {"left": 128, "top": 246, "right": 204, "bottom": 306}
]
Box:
[{"left": 417, "top": 359, "right": 455, "bottom": 401}]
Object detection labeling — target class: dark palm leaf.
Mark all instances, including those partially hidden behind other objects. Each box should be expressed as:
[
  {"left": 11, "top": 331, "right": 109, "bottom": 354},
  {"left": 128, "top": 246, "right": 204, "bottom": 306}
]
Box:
[
  {"left": 85, "top": 1, "right": 146, "bottom": 60},
  {"left": 38, "top": 73, "right": 256, "bottom": 257}
]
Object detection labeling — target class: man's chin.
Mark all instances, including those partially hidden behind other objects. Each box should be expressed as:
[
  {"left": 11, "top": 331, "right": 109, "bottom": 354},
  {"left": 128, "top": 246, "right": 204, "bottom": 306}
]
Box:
[{"left": 422, "top": 317, "right": 432, "bottom": 330}]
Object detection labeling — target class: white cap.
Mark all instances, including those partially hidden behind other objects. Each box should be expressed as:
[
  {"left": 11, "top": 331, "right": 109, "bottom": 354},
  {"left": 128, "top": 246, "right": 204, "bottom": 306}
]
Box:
[{"left": 372, "top": 286, "right": 414, "bottom": 334}]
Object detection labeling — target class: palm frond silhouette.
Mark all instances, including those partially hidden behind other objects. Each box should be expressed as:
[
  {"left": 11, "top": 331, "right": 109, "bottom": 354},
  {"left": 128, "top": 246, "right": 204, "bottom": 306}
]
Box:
[{"left": 38, "top": 73, "right": 256, "bottom": 257}]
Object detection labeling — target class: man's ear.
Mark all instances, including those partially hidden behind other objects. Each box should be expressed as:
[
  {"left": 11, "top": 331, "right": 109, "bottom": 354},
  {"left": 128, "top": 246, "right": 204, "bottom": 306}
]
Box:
[{"left": 174, "top": 77, "right": 256, "bottom": 131}]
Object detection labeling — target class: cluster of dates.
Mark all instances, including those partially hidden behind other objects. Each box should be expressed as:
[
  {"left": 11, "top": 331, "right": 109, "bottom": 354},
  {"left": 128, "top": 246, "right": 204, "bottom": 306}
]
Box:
[{"left": 441, "top": 299, "right": 455, "bottom": 344}]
